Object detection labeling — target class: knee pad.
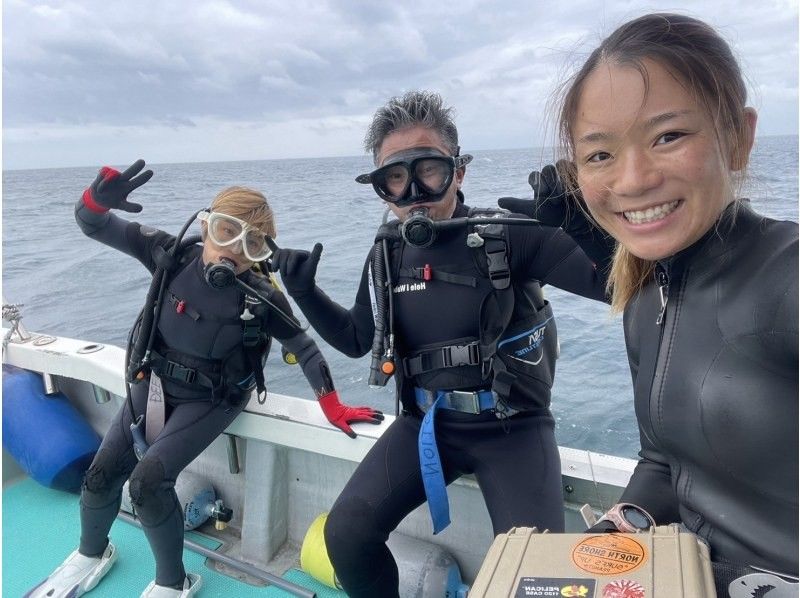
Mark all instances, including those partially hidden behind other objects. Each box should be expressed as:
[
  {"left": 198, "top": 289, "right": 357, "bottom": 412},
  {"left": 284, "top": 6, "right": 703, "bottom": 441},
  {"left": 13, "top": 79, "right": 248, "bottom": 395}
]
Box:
[
  {"left": 81, "top": 447, "right": 134, "bottom": 502},
  {"left": 129, "top": 458, "right": 176, "bottom": 526}
]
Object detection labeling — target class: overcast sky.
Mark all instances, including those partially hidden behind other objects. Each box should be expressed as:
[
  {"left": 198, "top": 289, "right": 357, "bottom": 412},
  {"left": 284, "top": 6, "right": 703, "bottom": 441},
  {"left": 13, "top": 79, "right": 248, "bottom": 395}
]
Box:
[{"left": 3, "top": 0, "right": 798, "bottom": 170}]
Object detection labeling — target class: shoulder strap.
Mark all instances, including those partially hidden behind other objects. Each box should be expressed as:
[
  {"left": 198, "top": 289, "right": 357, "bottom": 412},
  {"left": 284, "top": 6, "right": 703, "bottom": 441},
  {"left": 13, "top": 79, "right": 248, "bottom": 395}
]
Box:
[{"left": 466, "top": 208, "right": 512, "bottom": 291}]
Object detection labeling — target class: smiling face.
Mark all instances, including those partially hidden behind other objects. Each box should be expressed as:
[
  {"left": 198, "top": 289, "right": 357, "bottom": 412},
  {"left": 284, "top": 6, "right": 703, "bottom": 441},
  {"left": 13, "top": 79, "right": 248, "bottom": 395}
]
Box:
[
  {"left": 377, "top": 125, "right": 464, "bottom": 221},
  {"left": 572, "top": 58, "right": 756, "bottom": 261}
]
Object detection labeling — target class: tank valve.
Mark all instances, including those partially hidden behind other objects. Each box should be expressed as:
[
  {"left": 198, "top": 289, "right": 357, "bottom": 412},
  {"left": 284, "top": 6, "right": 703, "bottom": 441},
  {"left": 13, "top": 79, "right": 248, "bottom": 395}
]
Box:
[{"left": 209, "top": 499, "right": 233, "bottom": 530}]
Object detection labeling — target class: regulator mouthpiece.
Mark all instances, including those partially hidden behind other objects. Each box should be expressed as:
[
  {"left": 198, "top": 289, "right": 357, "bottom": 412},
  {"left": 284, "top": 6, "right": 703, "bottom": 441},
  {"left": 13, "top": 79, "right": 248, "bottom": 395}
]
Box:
[
  {"left": 204, "top": 258, "right": 236, "bottom": 289},
  {"left": 401, "top": 208, "right": 437, "bottom": 248}
]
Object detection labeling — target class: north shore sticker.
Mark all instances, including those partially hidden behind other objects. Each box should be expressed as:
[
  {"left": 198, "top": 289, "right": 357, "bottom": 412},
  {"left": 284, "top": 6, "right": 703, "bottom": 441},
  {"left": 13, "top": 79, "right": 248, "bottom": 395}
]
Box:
[
  {"left": 514, "top": 577, "right": 596, "bottom": 597},
  {"left": 571, "top": 535, "right": 647, "bottom": 576}
]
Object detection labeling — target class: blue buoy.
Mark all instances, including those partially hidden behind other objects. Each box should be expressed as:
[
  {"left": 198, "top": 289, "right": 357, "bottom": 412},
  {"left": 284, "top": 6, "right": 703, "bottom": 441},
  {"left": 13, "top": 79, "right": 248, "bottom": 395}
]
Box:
[{"left": 2, "top": 365, "right": 101, "bottom": 493}]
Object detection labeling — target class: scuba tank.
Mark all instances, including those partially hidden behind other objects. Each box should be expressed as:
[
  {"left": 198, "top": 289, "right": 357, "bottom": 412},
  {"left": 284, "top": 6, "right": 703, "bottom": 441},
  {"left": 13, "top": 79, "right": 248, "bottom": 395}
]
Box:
[{"left": 300, "top": 513, "right": 469, "bottom": 597}]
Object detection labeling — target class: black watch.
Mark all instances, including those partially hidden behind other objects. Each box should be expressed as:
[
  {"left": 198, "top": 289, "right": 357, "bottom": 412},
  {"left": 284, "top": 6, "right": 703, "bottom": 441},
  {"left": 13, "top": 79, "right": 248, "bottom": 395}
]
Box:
[{"left": 596, "top": 503, "right": 655, "bottom": 533}]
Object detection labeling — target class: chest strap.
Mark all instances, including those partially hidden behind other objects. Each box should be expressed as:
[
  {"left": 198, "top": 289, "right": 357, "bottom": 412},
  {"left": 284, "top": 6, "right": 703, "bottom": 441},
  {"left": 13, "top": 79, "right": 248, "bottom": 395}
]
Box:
[
  {"left": 149, "top": 351, "right": 221, "bottom": 391},
  {"left": 403, "top": 341, "right": 481, "bottom": 377}
]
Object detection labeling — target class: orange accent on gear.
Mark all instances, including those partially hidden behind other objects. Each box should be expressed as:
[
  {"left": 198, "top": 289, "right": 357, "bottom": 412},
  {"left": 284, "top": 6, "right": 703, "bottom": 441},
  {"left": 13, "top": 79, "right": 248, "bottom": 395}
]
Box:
[{"left": 381, "top": 361, "right": 395, "bottom": 375}]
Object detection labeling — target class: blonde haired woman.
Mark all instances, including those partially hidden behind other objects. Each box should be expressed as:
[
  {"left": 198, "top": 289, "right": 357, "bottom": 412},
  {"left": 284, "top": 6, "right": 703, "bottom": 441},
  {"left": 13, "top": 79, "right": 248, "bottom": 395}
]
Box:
[{"left": 27, "top": 160, "right": 382, "bottom": 598}]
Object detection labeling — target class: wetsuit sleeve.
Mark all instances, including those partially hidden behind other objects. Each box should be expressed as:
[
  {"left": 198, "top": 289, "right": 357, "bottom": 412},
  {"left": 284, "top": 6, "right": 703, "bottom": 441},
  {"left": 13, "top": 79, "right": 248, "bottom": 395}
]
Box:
[
  {"left": 289, "top": 252, "right": 376, "bottom": 358},
  {"left": 74, "top": 198, "right": 173, "bottom": 273},
  {"left": 279, "top": 332, "right": 336, "bottom": 397},
  {"left": 257, "top": 282, "right": 337, "bottom": 396},
  {"left": 260, "top": 285, "right": 307, "bottom": 341},
  {"left": 508, "top": 219, "right": 609, "bottom": 302}
]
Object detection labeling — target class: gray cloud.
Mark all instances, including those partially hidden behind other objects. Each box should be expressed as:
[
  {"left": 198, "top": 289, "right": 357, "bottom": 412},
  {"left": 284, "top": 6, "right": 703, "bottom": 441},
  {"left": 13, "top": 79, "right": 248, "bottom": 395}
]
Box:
[{"left": 3, "top": 0, "right": 797, "bottom": 169}]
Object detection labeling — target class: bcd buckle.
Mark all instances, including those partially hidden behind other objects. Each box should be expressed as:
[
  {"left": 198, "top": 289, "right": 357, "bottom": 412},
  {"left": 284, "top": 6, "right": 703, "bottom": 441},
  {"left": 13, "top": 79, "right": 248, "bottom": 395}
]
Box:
[
  {"left": 442, "top": 343, "right": 480, "bottom": 368},
  {"left": 242, "top": 321, "right": 260, "bottom": 347},
  {"left": 164, "top": 361, "right": 196, "bottom": 384}
]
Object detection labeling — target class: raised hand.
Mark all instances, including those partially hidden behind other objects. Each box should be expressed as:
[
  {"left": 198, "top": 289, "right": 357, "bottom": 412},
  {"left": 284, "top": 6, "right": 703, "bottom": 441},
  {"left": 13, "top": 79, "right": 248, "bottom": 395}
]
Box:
[
  {"left": 499, "top": 161, "right": 594, "bottom": 236},
  {"left": 270, "top": 243, "right": 323, "bottom": 296},
  {"left": 82, "top": 159, "right": 153, "bottom": 213},
  {"left": 318, "top": 391, "right": 384, "bottom": 438}
]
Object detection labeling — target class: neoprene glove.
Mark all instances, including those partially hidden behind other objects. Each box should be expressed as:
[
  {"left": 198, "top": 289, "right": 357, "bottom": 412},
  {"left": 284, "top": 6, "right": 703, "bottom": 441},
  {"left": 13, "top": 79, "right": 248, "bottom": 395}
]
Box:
[
  {"left": 81, "top": 159, "right": 153, "bottom": 213},
  {"left": 498, "top": 161, "right": 595, "bottom": 237},
  {"left": 318, "top": 391, "right": 385, "bottom": 439},
  {"left": 271, "top": 243, "right": 323, "bottom": 296}
]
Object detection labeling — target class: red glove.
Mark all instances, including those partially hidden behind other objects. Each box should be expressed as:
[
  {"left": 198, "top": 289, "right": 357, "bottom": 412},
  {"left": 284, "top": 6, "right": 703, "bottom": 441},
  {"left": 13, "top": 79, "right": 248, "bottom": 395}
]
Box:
[{"left": 318, "top": 391, "right": 384, "bottom": 438}]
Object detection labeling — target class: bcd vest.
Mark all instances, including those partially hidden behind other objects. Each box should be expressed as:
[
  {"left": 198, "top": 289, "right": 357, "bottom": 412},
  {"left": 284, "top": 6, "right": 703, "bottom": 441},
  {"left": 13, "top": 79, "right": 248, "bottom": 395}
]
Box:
[
  {"left": 133, "top": 244, "right": 273, "bottom": 404},
  {"left": 379, "top": 208, "right": 559, "bottom": 413}
]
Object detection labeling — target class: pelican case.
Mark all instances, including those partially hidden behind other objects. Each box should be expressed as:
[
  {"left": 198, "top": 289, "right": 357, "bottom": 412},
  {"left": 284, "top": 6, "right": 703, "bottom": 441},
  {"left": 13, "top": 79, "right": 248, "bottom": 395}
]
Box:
[{"left": 469, "top": 525, "right": 716, "bottom": 597}]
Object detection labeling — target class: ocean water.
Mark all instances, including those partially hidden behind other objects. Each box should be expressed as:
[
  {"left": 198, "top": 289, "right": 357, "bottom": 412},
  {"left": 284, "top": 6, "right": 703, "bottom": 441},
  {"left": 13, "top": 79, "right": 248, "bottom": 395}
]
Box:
[{"left": 3, "top": 136, "right": 797, "bottom": 459}]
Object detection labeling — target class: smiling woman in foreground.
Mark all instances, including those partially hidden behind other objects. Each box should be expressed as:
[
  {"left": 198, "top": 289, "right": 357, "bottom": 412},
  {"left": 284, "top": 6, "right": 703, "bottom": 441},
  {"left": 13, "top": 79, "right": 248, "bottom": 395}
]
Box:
[{"left": 512, "top": 12, "right": 798, "bottom": 597}]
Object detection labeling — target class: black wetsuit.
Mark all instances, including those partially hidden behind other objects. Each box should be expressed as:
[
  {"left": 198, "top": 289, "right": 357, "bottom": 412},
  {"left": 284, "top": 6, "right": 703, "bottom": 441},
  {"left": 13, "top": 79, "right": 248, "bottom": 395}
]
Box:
[
  {"left": 74, "top": 203, "right": 333, "bottom": 588},
  {"left": 285, "top": 201, "right": 607, "bottom": 597},
  {"left": 616, "top": 203, "right": 798, "bottom": 594}
]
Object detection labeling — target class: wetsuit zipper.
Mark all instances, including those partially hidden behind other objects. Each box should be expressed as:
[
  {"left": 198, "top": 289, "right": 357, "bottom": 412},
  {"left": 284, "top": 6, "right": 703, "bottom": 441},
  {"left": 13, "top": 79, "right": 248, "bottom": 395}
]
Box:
[
  {"left": 647, "top": 261, "right": 674, "bottom": 452},
  {"left": 655, "top": 265, "right": 669, "bottom": 326}
]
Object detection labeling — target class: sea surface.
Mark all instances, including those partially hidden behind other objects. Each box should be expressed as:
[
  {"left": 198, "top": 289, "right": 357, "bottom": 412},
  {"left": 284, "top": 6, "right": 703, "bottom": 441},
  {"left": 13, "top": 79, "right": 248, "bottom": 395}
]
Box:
[{"left": 3, "top": 136, "right": 797, "bottom": 459}]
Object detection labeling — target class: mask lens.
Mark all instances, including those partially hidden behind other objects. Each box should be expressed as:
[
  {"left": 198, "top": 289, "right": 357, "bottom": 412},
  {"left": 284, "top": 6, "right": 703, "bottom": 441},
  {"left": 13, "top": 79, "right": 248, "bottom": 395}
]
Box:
[
  {"left": 413, "top": 158, "right": 451, "bottom": 194},
  {"left": 209, "top": 214, "right": 243, "bottom": 245},
  {"left": 374, "top": 163, "right": 411, "bottom": 201},
  {"left": 244, "top": 231, "right": 271, "bottom": 261}
]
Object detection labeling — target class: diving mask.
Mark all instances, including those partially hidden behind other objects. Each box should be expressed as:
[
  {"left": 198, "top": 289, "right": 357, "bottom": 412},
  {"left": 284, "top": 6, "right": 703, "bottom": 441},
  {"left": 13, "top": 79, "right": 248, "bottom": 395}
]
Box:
[
  {"left": 356, "top": 148, "right": 473, "bottom": 207},
  {"left": 198, "top": 210, "right": 275, "bottom": 262}
]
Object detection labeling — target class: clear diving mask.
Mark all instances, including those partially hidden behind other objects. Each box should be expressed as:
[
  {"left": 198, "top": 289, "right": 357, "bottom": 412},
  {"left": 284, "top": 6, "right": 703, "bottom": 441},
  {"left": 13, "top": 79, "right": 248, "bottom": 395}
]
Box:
[{"left": 197, "top": 210, "right": 276, "bottom": 262}]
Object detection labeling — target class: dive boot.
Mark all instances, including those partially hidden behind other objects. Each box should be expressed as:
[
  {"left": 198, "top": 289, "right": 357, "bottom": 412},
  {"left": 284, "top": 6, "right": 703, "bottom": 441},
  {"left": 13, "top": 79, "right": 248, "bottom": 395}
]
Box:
[
  {"left": 140, "top": 573, "right": 202, "bottom": 597},
  {"left": 24, "top": 542, "right": 118, "bottom": 598}
]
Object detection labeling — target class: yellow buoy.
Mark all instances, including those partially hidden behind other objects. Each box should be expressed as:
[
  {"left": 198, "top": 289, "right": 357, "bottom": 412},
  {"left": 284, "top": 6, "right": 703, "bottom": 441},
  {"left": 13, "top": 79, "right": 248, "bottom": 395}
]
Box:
[{"left": 300, "top": 513, "right": 340, "bottom": 589}]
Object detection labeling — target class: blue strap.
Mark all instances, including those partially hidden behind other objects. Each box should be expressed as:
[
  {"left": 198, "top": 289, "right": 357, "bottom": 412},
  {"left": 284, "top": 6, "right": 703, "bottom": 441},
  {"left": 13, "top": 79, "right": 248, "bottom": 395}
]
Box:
[{"left": 418, "top": 395, "right": 450, "bottom": 534}]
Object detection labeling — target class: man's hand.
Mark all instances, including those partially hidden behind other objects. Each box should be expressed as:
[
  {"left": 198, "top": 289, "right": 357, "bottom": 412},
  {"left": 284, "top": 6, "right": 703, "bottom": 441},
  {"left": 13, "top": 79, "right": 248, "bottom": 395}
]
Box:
[
  {"left": 499, "top": 161, "right": 594, "bottom": 236},
  {"left": 271, "top": 243, "right": 323, "bottom": 296},
  {"left": 318, "top": 391, "right": 384, "bottom": 438},
  {"left": 82, "top": 159, "right": 153, "bottom": 213}
]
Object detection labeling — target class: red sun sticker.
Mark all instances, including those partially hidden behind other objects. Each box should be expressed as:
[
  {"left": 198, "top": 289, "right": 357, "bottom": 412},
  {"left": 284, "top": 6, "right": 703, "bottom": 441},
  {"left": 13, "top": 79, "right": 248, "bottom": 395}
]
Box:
[{"left": 601, "top": 579, "right": 645, "bottom": 598}]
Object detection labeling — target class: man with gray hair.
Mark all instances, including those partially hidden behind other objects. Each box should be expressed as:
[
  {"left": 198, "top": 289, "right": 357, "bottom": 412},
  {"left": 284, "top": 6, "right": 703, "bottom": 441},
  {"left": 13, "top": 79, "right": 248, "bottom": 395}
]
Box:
[{"left": 273, "top": 89, "right": 608, "bottom": 597}]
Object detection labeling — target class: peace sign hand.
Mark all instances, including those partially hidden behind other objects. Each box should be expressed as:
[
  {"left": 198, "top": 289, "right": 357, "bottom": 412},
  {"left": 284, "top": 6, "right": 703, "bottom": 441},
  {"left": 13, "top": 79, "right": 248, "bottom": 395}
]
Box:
[{"left": 82, "top": 159, "right": 153, "bottom": 213}]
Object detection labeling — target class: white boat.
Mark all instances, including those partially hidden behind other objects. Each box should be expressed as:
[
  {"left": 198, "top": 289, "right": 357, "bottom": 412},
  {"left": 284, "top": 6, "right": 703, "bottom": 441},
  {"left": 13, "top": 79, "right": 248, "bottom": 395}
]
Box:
[{"left": 2, "top": 306, "right": 636, "bottom": 596}]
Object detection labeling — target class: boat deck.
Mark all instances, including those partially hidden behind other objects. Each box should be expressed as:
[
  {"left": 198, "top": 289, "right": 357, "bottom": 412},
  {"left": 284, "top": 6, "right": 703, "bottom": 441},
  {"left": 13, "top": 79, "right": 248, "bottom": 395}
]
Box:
[{"left": 4, "top": 477, "right": 343, "bottom": 597}]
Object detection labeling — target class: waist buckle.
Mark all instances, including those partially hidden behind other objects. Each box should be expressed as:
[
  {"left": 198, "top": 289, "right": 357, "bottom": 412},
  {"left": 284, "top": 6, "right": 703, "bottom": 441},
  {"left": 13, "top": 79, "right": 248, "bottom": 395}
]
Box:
[
  {"left": 445, "top": 389, "right": 483, "bottom": 413},
  {"left": 415, "top": 388, "right": 500, "bottom": 415}
]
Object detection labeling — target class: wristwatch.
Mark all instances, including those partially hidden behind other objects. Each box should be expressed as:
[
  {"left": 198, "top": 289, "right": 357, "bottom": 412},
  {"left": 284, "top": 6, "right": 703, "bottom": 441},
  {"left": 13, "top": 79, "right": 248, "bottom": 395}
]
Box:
[{"left": 595, "top": 503, "right": 656, "bottom": 533}]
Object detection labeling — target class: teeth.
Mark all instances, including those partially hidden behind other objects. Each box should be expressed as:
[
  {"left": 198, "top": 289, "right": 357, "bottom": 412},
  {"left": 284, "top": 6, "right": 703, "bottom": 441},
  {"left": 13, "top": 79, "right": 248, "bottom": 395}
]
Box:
[{"left": 623, "top": 200, "right": 680, "bottom": 224}]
